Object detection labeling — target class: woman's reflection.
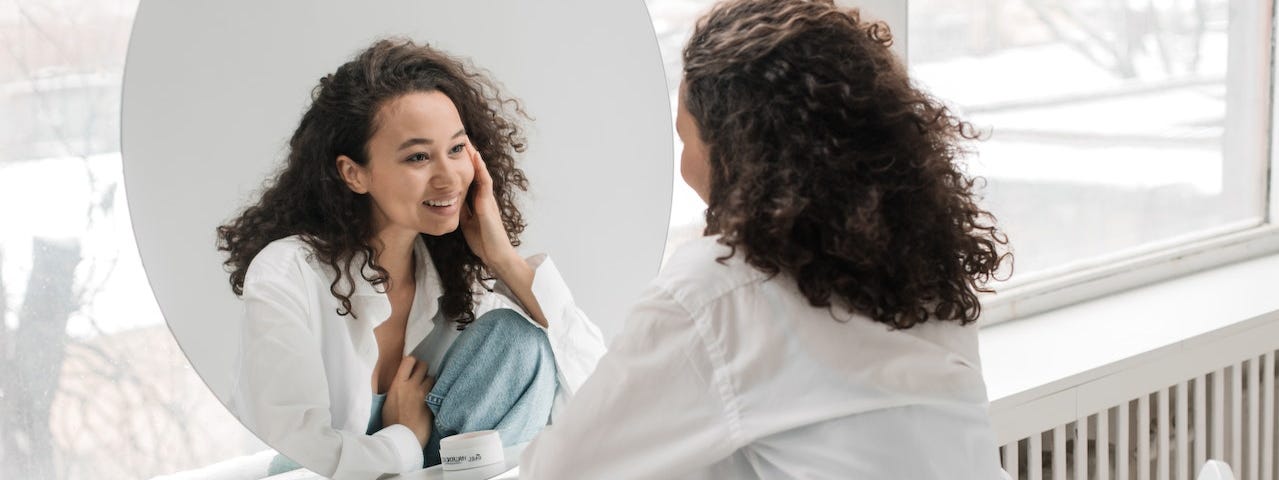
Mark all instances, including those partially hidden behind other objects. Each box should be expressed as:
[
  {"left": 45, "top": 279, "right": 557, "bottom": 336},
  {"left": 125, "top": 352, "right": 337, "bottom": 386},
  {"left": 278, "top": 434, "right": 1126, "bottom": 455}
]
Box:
[{"left": 214, "top": 38, "right": 605, "bottom": 480}]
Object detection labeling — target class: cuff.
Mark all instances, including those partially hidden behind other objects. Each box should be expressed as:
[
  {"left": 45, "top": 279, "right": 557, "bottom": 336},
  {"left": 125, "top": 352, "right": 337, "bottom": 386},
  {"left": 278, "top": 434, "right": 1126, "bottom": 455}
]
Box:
[
  {"left": 372, "top": 423, "right": 425, "bottom": 472},
  {"left": 493, "top": 254, "right": 574, "bottom": 332},
  {"left": 527, "top": 255, "right": 574, "bottom": 330}
]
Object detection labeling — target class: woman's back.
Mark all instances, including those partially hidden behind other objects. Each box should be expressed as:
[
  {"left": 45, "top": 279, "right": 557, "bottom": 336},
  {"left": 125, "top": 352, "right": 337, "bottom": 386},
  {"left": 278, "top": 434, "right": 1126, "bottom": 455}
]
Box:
[
  {"left": 521, "top": 235, "right": 1002, "bottom": 479},
  {"left": 523, "top": 1, "right": 1011, "bottom": 476},
  {"left": 660, "top": 235, "right": 1002, "bottom": 478}
]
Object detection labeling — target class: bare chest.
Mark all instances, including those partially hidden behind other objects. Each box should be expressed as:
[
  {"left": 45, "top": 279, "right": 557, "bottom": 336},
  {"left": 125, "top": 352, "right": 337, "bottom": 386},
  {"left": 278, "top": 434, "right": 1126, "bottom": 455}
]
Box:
[{"left": 370, "top": 286, "right": 415, "bottom": 394}]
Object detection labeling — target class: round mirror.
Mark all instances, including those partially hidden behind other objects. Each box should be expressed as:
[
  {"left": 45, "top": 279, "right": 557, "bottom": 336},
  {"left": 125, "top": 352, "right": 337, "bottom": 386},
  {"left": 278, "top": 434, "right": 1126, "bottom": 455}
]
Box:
[{"left": 121, "top": 0, "right": 672, "bottom": 410}]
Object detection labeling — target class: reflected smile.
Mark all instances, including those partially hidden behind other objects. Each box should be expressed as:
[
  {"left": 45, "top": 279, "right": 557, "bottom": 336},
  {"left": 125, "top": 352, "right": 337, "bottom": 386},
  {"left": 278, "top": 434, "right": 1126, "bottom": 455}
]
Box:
[
  {"left": 422, "top": 194, "right": 462, "bottom": 215},
  {"left": 424, "top": 197, "right": 458, "bottom": 207}
]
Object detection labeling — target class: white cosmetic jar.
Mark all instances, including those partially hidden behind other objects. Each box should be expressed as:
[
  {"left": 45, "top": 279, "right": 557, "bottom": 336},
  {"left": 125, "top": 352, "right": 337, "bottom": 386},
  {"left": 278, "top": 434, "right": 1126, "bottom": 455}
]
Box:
[{"left": 439, "top": 430, "right": 506, "bottom": 480}]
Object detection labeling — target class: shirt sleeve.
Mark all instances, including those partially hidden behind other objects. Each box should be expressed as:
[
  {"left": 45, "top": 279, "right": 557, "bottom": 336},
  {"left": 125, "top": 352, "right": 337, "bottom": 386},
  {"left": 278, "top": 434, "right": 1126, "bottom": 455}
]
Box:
[
  {"left": 518, "top": 282, "right": 742, "bottom": 479},
  {"left": 492, "top": 254, "right": 607, "bottom": 397},
  {"left": 231, "top": 250, "right": 423, "bottom": 480}
]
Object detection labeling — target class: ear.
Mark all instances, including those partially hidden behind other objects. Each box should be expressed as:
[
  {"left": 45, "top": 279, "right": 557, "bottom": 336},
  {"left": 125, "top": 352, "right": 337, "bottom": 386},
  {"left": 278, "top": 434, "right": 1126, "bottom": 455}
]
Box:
[{"left": 336, "top": 155, "right": 369, "bottom": 194}]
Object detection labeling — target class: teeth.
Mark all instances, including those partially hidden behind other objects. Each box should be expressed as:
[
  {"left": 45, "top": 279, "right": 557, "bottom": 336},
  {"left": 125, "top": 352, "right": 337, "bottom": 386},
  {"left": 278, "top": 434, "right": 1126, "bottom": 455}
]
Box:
[{"left": 425, "top": 197, "right": 457, "bottom": 207}]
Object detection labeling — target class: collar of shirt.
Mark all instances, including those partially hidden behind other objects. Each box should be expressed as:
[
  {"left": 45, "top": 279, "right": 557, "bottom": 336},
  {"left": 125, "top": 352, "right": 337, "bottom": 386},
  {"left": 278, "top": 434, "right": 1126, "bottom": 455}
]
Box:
[{"left": 344, "top": 235, "right": 443, "bottom": 358}]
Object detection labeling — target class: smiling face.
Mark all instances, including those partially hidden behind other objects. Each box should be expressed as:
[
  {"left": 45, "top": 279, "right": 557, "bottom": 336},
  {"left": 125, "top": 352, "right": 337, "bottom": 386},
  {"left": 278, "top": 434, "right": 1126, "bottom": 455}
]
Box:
[{"left": 338, "top": 90, "right": 475, "bottom": 239}]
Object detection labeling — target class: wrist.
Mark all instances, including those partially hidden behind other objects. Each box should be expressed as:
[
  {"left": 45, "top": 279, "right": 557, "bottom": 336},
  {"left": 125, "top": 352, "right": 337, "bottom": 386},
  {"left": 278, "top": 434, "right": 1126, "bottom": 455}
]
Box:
[
  {"left": 489, "top": 253, "right": 530, "bottom": 282},
  {"left": 410, "top": 418, "right": 429, "bottom": 448}
]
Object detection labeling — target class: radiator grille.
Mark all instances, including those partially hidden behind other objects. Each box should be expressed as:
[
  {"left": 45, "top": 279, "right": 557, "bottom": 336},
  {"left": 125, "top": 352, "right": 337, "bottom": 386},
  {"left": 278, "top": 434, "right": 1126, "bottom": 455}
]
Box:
[{"left": 999, "top": 352, "right": 1277, "bottom": 480}]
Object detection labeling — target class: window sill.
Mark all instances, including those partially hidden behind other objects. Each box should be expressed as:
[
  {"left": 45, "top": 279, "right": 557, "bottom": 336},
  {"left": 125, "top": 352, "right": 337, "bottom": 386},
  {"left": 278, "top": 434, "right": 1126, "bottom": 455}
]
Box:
[{"left": 979, "top": 249, "right": 1279, "bottom": 442}]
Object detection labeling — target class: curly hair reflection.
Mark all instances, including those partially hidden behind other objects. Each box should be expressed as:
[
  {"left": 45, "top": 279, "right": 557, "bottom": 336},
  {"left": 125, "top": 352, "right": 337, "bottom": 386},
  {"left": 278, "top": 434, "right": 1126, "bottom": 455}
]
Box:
[{"left": 216, "top": 38, "right": 529, "bottom": 327}]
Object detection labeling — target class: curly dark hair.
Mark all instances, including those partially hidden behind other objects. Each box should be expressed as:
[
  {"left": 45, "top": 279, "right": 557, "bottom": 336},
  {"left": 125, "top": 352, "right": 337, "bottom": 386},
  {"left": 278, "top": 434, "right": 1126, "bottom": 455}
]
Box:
[
  {"left": 217, "top": 38, "right": 529, "bottom": 327},
  {"left": 682, "top": 0, "right": 1011, "bottom": 328}
]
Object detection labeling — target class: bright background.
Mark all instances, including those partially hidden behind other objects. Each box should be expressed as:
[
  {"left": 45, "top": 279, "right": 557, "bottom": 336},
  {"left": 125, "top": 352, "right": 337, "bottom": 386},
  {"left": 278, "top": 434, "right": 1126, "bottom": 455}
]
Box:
[{"left": 1, "top": 0, "right": 1272, "bottom": 477}]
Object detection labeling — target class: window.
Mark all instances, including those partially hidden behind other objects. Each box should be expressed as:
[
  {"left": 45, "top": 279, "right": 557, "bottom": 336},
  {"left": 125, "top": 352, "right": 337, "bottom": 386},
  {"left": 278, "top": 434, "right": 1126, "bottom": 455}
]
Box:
[
  {"left": 648, "top": 0, "right": 1279, "bottom": 324},
  {"left": 909, "top": 0, "right": 1278, "bottom": 322},
  {"left": 0, "top": 1, "right": 264, "bottom": 478},
  {"left": 909, "top": 0, "right": 1270, "bottom": 278}
]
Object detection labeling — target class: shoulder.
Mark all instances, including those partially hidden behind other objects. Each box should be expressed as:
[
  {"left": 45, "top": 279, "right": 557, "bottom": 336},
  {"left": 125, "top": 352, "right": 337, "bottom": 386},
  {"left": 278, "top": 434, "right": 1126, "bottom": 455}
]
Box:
[
  {"left": 244, "top": 235, "right": 322, "bottom": 285},
  {"left": 655, "top": 235, "right": 769, "bottom": 315}
]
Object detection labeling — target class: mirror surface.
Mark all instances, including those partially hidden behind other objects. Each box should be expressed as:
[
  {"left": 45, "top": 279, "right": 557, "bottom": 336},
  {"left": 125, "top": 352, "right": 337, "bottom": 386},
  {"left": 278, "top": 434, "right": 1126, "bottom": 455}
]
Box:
[{"left": 122, "top": 0, "right": 672, "bottom": 408}]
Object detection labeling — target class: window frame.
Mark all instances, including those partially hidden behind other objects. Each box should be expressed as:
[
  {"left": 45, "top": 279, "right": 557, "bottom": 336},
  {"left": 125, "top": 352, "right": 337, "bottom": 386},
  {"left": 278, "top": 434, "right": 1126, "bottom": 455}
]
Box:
[{"left": 854, "top": 0, "right": 1279, "bottom": 326}]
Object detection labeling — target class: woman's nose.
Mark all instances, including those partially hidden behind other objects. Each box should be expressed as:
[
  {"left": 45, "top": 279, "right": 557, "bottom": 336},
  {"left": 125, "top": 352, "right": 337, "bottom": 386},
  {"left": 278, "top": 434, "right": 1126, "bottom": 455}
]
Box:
[{"left": 427, "top": 164, "right": 460, "bottom": 190}]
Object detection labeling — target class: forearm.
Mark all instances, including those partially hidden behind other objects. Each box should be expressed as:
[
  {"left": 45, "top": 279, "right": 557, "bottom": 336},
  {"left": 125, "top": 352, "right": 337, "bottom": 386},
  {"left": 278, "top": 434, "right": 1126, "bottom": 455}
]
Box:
[{"left": 490, "top": 254, "right": 548, "bottom": 328}]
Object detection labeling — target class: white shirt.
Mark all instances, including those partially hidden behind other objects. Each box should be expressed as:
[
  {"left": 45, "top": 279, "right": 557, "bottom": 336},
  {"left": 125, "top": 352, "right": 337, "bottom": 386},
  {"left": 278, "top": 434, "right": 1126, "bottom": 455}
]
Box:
[
  {"left": 228, "top": 235, "right": 606, "bottom": 480},
  {"left": 520, "top": 235, "right": 1003, "bottom": 479}
]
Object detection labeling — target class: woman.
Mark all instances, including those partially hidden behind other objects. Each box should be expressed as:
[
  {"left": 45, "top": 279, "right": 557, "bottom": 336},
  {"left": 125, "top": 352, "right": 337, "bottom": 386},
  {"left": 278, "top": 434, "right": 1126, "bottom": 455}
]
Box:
[
  {"left": 216, "top": 38, "right": 605, "bottom": 479},
  {"left": 521, "top": 1, "right": 1011, "bottom": 478}
]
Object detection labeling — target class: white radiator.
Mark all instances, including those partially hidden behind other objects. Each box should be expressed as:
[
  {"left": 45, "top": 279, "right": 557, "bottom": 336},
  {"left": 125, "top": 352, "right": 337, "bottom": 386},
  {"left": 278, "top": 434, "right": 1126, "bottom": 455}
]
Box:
[{"left": 997, "top": 349, "right": 1278, "bottom": 480}]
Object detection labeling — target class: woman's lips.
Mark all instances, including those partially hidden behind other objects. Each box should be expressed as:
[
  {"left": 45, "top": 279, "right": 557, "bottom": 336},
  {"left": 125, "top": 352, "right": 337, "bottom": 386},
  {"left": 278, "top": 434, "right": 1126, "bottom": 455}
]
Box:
[{"left": 422, "top": 195, "right": 461, "bottom": 215}]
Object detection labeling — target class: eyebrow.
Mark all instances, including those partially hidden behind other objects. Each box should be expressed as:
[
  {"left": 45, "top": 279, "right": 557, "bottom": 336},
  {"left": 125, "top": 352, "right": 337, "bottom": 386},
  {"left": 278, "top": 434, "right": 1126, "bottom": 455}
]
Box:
[{"left": 397, "top": 129, "right": 467, "bottom": 151}]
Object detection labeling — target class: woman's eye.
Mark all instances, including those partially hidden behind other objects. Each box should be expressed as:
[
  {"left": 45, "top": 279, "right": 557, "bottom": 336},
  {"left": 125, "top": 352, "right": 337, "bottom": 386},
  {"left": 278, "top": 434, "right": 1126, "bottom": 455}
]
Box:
[
  {"left": 449, "top": 143, "right": 466, "bottom": 155},
  {"left": 407, "top": 152, "right": 429, "bottom": 163}
]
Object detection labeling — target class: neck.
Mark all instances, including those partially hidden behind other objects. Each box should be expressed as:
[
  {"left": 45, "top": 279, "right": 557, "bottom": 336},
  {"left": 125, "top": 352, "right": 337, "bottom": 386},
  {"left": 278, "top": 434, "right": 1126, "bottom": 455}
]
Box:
[{"left": 371, "top": 229, "right": 417, "bottom": 290}]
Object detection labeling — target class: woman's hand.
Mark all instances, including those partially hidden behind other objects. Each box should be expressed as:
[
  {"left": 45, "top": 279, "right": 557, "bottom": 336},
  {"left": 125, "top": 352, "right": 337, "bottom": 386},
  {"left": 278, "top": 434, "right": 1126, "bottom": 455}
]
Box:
[
  {"left": 460, "top": 144, "right": 521, "bottom": 273},
  {"left": 381, "top": 356, "right": 434, "bottom": 448},
  {"left": 459, "top": 144, "right": 547, "bottom": 328}
]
